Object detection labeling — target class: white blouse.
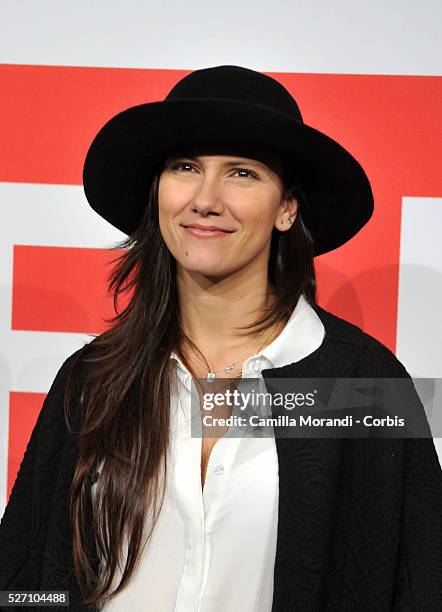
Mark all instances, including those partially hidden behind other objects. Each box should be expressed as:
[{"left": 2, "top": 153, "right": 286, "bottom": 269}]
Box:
[{"left": 97, "top": 294, "right": 325, "bottom": 611}]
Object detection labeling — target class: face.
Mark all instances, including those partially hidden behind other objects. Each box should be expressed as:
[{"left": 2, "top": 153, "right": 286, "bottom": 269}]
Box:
[{"left": 157, "top": 147, "right": 298, "bottom": 281}]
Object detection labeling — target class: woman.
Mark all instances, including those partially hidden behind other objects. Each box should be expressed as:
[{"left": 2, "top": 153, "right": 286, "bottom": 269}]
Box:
[{"left": 1, "top": 65, "right": 441, "bottom": 612}]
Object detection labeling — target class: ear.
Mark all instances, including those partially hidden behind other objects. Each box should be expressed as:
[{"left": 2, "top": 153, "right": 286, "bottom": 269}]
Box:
[{"left": 274, "top": 192, "right": 299, "bottom": 232}]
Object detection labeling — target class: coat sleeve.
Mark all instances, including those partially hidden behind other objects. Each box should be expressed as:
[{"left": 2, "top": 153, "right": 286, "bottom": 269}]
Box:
[
  {"left": 356, "top": 339, "right": 442, "bottom": 610},
  {"left": 0, "top": 348, "right": 86, "bottom": 589},
  {"left": 392, "top": 435, "right": 442, "bottom": 610}
]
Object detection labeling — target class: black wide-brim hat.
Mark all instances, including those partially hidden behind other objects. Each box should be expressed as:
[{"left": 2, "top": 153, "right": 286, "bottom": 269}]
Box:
[{"left": 83, "top": 65, "right": 374, "bottom": 256}]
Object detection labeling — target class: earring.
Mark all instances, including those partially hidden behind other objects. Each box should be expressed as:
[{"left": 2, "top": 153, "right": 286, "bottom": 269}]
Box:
[{"left": 280, "top": 218, "right": 293, "bottom": 224}]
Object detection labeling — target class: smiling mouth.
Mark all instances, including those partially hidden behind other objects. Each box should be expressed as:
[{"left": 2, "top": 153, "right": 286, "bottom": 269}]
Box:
[{"left": 182, "top": 225, "right": 234, "bottom": 238}]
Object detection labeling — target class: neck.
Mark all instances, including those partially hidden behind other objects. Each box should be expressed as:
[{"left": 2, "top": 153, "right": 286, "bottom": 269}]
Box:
[{"left": 177, "top": 265, "right": 277, "bottom": 364}]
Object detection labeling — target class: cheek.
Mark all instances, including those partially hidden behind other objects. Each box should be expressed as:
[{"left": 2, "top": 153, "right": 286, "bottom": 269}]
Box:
[
  {"left": 237, "top": 199, "right": 278, "bottom": 237},
  {"left": 158, "top": 180, "right": 175, "bottom": 216},
  {"left": 157, "top": 181, "right": 185, "bottom": 230}
]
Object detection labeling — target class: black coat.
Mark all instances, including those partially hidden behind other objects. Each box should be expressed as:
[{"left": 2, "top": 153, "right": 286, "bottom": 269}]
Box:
[{"left": 1, "top": 305, "right": 442, "bottom": 611}]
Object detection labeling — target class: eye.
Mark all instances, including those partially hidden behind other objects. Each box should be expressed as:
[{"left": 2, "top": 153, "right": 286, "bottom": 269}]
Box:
[
  {"left": 167, "top": 161, "right": 259, "bottom": 179},
  {"left": 170, "top": 161, "right": 195, "bottom": 172},
  {"left": 233, "top": 168, "right": 259, "bottom": 179}
]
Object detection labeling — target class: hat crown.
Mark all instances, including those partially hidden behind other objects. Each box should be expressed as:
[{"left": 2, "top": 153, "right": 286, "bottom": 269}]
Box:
[{"left": 166, "top": 65, "right": 303, "bottom": 123}]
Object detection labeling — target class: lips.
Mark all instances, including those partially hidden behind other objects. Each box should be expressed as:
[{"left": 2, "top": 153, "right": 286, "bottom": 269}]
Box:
[
  {"left": 183, "top": 224, "right": 233, "bottom": 232},
  {"left": 182, "top": 224, "right": 234, "bottom": 238}
]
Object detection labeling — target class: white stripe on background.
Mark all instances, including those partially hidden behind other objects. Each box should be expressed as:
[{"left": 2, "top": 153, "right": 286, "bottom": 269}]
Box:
[
  {"left": 396, "top": 197, "right": 442, "bottom": 465},
  {"left": 1, "top": 0, "right": 441, "bottom": 75},
  {"left": 396, "top": 198, "right": 442, "bottom": 378},
  {"left": 0, "top": 182, "right": 127, "bottom": 515}
]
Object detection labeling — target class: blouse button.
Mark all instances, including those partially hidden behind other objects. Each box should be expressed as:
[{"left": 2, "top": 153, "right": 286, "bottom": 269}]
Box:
[{"left": 214, "top": 464, "right": 224, "bottom": 475}]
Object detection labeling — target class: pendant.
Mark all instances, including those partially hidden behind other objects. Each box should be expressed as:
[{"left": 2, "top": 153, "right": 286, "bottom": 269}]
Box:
[
  {"left": 207, "top": 371, "right": 215, "bottom": 383},
  {"left": 224, "top": 362, "right": 235, "bottom": 373}
]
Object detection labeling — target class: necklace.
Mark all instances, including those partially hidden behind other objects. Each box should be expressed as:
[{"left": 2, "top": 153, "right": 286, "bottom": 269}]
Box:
[
  {"left": 182, "top": 324, "right": 280, "bottom": 408},
  {"left": 183, "top": 323, "right": 283, "bottom": 408},
  {"left": 204, "top": 327, "right": 267, "bottom": 381},
  {"left": 196, "top": 322, "right": 282, "bottom": 382}
]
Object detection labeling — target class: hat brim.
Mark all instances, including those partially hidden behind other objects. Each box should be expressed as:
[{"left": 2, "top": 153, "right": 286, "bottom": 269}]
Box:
[{"left": 83, "top": 99, "right": 374, "bottom": 256}]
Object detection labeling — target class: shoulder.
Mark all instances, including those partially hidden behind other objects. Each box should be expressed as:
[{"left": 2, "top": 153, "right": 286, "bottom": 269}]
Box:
[
  {"left": 35, "top": 343, "right": 92, "bottom": 431},
  {"left": 313, "top": 305, "right": 410, "bottom": 378},
  {"left": 44, "top": 344, "right": 90, "bottom": 397}
]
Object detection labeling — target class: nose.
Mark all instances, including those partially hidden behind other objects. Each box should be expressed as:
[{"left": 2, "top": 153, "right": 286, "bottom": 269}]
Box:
[{"left": 191, "top": 174, "right": 224, "bottom": 216}]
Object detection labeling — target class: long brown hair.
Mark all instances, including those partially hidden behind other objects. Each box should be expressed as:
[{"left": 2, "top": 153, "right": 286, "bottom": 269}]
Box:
[{"left": 63, "top": 165, "right": 317, "bottom": 608}]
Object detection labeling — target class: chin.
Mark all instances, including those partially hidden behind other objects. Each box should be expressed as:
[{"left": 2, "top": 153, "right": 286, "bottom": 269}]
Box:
[
  {"left": 187, "top": 266, "right": 227, "bottom": 277},
  {"left": 179, "top": 260, "right": 231, "bottom": 278}
]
